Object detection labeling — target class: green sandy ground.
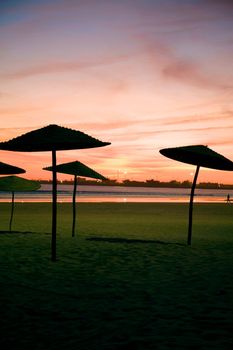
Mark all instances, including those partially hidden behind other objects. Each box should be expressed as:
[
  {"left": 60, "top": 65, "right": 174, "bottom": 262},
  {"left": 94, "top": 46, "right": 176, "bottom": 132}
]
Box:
[{"left": 0, "top": 203, "right": 232, "bottom": 350}]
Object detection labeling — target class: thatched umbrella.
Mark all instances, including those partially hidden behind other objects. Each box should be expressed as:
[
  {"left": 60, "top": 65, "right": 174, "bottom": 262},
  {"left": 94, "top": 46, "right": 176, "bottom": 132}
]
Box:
[
  {"left": 0, "top": 176, "right": 40, "bottom": 232},
  {"left": 0, "top": 124, "right": 110, "bottom": 261},
  {"left": 0, "top": 161, "right": 25, "bottom": 175},
  {"left": 44, "top": 160, "right": 107, "bottom": 237},
  {"left": 159, "top": 145, "right": 233, "bottom": 245}
]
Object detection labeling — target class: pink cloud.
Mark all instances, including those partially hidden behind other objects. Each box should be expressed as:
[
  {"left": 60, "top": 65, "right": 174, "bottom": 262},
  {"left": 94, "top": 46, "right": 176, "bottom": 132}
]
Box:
[
  {"left": 136, "top": 0, "right": 233, "bottom": 28},
  {"left": 2, "top": 53, "right": 131, "bottom": 79},
  {"left": 138, "top": 35, "right": 231, "bottom": 90},
  {"left": 162, "top": 60, "right": 221, "bottom": 89}
]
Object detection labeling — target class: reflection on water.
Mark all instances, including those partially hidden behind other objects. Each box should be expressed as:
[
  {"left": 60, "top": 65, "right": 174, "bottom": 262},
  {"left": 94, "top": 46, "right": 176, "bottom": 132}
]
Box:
[{"left": 0, "top": 184, "right": 232, "bottom": 203}]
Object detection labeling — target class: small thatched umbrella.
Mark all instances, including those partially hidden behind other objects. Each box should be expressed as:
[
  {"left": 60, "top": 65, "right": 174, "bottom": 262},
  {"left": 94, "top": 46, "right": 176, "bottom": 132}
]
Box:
[
  {"left": 44, "top": 160, "right": 107, "bottom": 237},
  {"left": 0, "top": 161, "right": 25, "bottom": 175},
  {"left": 0, "top": 124, "right": 110, "bottom": 261},
  {"left": 159, "top": 145, "right": 233, "bottom": 245},
  {"left": 0, "top": 176, "right": 40, "bottom": 232}
]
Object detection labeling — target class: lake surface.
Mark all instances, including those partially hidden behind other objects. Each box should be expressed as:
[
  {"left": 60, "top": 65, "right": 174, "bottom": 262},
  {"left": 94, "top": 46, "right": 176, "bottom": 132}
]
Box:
[{"left": 0, "top": 184, "right": 232, "bottom": 203}]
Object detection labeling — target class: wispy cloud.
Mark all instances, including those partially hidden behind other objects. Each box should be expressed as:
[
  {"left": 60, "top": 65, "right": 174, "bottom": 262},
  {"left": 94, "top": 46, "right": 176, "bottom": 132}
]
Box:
[
  {"left": 138, "top": 35, "right": 231, "bottom": 91},
  {"left": 160, "top": 111, "right": 233, "bottom": 126},
  {"left": 152, "top": 125, "right": 233, "bottom": 135},
  {"left": 203, "top": 0, "right": 233, "bottom": 9},
  {"left": 1, "top": 53, "right": 132, "bottom": 79},
  {"left": 0, "top": 106, "right": 45, "bottom": 115},
  {"left": 0, "top": 91, "right": 9, "bottom": 98},
  {"left": 134, "top": 0, "right": 233, "bottom": 33},
  {"left": 0, "top": 126, "right": 42, "bottom": 141},
  {"left": 162, "top": 60, "right": 226, "bottom": 90},
  {"left": 205, "top": 138, "right": 233, "bottom": 147}
]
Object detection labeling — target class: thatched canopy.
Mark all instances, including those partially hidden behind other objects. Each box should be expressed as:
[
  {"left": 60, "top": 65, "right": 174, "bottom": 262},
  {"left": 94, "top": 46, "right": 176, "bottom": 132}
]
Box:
[
  {"left": 43, "top": 160, "right": 107, "bottom": 180},
  {"left": 0, "top": 161, "right": 25, "bottom": 175},
  {"left": 0, "top": 176, "right": 40, "bottom": 191},
  {"left": 159, "top": 144, "right": 233, "bottom": 245},
  {"left": 0, "top": 124, "right": 110, "bottom": 152},
  {"left": 0, "top": 124, "right": 110, "bottom": 260},
  {"left": 0, "top": 176, "right": 40, "bottom": 232},
  {"left": 159, "top": 145, "right": 233, "bottom": 171},
  {"left": 44, "top": 161, "right": 106, "bottom": 237}
]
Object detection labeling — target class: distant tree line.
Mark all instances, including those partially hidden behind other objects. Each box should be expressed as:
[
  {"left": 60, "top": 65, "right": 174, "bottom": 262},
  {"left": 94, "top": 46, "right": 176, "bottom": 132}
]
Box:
[{"left": 39, "top": 178, "right": 233, "bottom": 189}]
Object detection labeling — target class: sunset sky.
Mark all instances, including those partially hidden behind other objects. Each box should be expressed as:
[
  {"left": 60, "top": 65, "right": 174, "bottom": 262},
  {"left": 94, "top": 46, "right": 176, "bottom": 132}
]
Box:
[{"left": 1, "top": 0, "right": 233, "bottom": 183}]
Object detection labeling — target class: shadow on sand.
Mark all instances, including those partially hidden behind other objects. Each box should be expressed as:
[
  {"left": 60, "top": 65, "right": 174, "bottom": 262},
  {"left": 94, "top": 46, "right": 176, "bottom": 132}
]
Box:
[
  {"left": 0, "top": 230, "right": 50, "bottom": 235},
  {"left": 86, "top": 237, "right": 185, "bottom": 246}
]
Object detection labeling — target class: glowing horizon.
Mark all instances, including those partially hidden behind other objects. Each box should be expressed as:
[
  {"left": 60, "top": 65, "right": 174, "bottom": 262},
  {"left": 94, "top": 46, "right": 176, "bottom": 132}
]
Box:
[{"left": 1, "top": 0, "right": 233, "bottom": 184}]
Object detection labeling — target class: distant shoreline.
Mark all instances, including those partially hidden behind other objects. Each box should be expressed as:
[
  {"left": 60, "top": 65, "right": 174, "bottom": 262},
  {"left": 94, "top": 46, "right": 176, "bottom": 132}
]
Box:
[
  {"left": 36, "top": 179, "right": 233, "bottom": 190},
  {"left": 0, "top": 185, "right": 232, "bottom": 203}
]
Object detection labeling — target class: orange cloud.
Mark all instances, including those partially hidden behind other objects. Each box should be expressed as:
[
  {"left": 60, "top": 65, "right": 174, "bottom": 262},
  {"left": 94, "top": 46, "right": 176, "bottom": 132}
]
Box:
[{"left": 161, "top": 111, "right": 233, "bottom": 126}]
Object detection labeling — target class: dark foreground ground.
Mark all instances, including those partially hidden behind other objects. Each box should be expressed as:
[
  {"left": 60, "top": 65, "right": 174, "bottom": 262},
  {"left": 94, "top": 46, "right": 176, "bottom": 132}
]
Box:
[{"left": 0, "top": 203, "right": 232, "bottom": 349}]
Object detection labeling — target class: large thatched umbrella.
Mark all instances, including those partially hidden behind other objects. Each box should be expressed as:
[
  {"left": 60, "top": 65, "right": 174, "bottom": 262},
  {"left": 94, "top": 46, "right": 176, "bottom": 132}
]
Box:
[
  {"left": 0, "top": 124, "right": 110, "bottom": 261},
  {"left": 0, "top": 161, "right": 25, "bottom": 175},
  {"left": 159, "top": 145, "right": 233, "bottom": 245},
  {"left": 0, "top": 176, "right": 40, "bottom": 232},
  {"left": 43, "top": 160, "right": 107, "bottom": 237}
]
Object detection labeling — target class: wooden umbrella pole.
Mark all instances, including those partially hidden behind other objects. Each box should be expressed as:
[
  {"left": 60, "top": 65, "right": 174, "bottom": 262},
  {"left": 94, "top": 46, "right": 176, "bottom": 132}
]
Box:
[
  {"left": 51, "top": 149, "right": 57, "bottom": 261},
  {"left": 9, "top": 191, "right": 15, "bottom": 232},
  {"left": 187, "top": 165, "right": 200, "bottom": 246},
  {"left": 72, "top": 175, "right": 77, "bottom": 237}
]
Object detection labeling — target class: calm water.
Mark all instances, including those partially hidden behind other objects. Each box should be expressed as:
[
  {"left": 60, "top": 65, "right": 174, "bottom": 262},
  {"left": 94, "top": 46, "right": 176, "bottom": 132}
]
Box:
[{"left": 0, "top": 184, "right": 232, "bottom": 203}]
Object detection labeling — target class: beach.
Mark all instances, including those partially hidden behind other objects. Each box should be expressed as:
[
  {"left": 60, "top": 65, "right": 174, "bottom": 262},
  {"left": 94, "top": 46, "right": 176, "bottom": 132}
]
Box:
[{"left": 0, "top": 202, "right": 232, "bottom": 349}]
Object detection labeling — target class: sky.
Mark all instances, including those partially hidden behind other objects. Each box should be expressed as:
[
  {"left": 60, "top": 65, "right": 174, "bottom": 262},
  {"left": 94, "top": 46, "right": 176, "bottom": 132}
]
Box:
[{"left": 0, "top": 0, "right": 233, "bottom": 183}]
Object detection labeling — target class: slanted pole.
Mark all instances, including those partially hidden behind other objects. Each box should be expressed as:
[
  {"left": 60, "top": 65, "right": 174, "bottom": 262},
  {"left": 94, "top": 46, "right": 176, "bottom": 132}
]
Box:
[
  {"left": 72, "top": 175, "right": 77, "bottom": 237},
  {"left": 51, "top": 149, "right": 57, "bottom": 261},
  {"left": 187, "top": 165, "right": 200, "bottom": 245},
  {"left": 9, "top": 191, "right": 15, "bottom": 232}
]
